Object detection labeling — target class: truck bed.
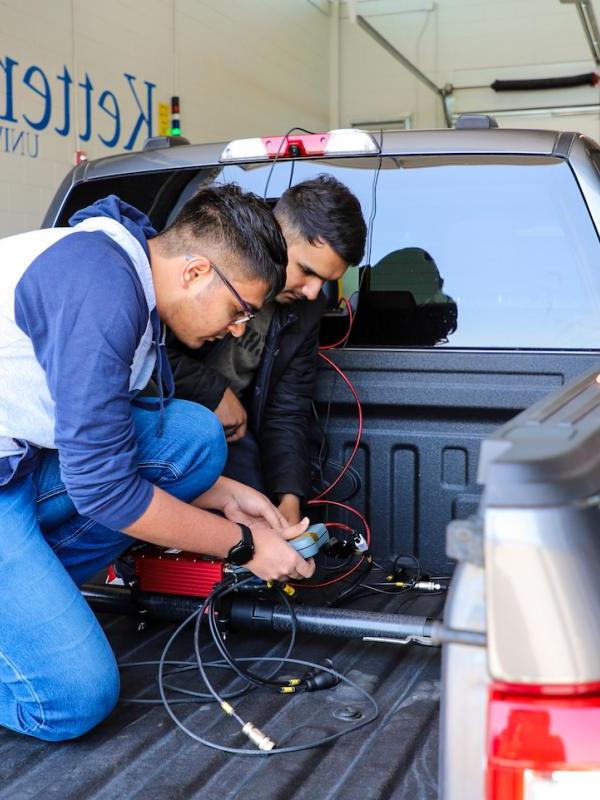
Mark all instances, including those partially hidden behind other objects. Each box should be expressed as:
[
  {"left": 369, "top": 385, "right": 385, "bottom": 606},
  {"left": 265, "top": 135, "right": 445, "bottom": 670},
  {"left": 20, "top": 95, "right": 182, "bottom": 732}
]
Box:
[{"left": 0, "top": 592, "right": 444, "bottom": 800}]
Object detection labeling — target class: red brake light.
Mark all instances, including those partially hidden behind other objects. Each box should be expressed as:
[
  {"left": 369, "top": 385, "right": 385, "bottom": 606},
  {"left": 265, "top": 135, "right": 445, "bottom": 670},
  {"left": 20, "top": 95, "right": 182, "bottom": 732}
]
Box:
[
  {"left": 220, "top": 129, "right": 379, "bottom": 162},
  {"left": 261, "top": 133, "right": 331, "bottom": 158},
  {"left": 487, "top": 681, "right": 600, "bottom": 800}
]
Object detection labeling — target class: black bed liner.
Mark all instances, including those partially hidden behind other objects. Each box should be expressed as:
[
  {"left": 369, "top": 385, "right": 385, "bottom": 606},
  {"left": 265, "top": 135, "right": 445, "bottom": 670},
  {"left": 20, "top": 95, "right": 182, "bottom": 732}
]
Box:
[{"left": 0, "top": 593, "right": 443, "bottom": 800}]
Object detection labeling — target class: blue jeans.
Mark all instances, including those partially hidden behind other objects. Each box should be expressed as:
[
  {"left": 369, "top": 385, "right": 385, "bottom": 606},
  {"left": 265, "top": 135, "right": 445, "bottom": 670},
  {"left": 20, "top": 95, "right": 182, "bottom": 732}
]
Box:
[
  {"left": 0, "top": 400, "right": 226, "bottom": 742},
  {"left": 223, "top": 430, "right": 266, "bottom": 494}
]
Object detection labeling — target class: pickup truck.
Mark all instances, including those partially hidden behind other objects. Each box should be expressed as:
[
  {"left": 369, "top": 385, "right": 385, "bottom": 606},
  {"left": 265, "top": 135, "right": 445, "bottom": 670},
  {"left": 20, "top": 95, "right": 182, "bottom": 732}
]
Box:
[{"left": 2, "top": 121, "right": 599, "bottom": 800}]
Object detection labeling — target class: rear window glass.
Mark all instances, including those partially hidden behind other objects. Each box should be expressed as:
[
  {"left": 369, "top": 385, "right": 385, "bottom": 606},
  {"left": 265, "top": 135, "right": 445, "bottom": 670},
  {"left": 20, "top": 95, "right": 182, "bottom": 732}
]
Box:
[
  {"left": 59, "top": 153, "right": 600, "bottom": 350},
  {"left": 214, "top": 155, "right": 600, "bottom": 350}
]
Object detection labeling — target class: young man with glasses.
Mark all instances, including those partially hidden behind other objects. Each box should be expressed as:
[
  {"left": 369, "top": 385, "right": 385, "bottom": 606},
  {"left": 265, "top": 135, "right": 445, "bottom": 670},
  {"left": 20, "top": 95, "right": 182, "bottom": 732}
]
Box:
[
  {"left": 168, "top": 176, "right": 367, "bottom": 525},
  {"left": 0, "top": 184, "right": 315, "bottom": 742}
]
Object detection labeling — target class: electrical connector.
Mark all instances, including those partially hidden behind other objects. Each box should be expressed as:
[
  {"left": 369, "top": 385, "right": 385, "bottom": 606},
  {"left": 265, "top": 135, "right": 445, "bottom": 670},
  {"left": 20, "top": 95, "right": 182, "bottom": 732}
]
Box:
[
  {"left": 414, "top": 580, "right": 442, "bottom": 592},
  {"left": 304, "top": 670, "right": 340, "bottom": 692},
  {"left": 266, "top": 581, "right": 296, "bottom": 596},
  {"left": 242, "top": 722, "right": 276, "bottom": 751},
  {"left": 302, "top": 659, "right": 339, "bottom": 692},
  {"left": 352, "top": 531, "right": 369, "bottom": 553}
]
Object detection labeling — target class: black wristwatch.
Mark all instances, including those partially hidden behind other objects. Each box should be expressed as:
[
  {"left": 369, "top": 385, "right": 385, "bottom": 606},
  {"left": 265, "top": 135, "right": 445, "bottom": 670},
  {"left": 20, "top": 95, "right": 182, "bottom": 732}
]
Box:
[{"left": 226, "top": 523, "right": 255, "bottom": 566}]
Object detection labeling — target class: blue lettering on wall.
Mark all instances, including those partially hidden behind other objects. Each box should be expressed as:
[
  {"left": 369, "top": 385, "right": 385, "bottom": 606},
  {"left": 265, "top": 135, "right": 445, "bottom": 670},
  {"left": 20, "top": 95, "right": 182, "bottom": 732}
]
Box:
[
  {"left": 123, "top": 74, "right": 155, "bottom": 151},
  {"left": 22, "top": 65, "right": 52, "bottom": 131},
  {"left": 78, "top": 72, "right": 94, "bottom": 142},
  {"left": 98, "top": 89, "right": 121, "bottom": 147},
  {"left": 0, "top": 57, "right": 19, "bottom": 122},
  {"left": 54, "top": 66, "right": 72, "bottom": 136},
  {"left": 0, "top": 55, "right": 158, "bottom": 155},
  {"left": 0, "top": 125, "right": 39, "bottom": 158}
]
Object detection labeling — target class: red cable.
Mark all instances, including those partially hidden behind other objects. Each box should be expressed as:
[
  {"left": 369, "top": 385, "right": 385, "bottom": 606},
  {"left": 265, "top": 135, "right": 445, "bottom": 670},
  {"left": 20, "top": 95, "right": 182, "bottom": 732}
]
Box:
[
  {"left": 310, "top": 499, "right": 370, "bottom": 547},
  {"left": 320, "top": 297, "right": 353, "bottom": 350},
  {"left": 293, "top": 499, "right": 372, "bottom": 589},
  {"left": 296, "top": 305, "right": 369, "bottom": 589},
  {"left": 324, "top": 522, "right": 354, "bottom": 532},
  {"left": 314, "top": 352, "right": 363, "bottom": 501}
]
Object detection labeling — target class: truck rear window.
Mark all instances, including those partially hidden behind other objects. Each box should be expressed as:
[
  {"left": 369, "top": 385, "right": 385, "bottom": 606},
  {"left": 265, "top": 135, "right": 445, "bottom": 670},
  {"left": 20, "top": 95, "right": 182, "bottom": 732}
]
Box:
[
  {"left": 59, "top": 153, "right": 600, "bottom": 350},
  {"left": 215, "top": 155, "right": 600, "bottom": 350}
]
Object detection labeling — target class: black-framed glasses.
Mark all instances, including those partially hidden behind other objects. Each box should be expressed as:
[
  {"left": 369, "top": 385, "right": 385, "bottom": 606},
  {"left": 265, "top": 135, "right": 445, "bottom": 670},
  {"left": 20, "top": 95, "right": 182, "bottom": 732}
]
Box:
[{"left": 184, "top": 256, "right": 256, "bottom": 325}]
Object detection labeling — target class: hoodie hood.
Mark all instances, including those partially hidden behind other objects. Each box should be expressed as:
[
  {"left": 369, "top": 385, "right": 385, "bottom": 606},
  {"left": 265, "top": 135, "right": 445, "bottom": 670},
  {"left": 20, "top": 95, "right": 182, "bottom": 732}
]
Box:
[{"left": 68, "top": 195, "right": 156, "bottom": 256}]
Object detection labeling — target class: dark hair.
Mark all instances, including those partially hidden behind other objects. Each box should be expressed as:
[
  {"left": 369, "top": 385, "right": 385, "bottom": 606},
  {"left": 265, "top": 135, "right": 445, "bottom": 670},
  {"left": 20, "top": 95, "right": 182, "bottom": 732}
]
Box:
[
  {"left": 274, "top": 175, "right": 367, "bottom": 266},
  {"left": 157, "top": 183, "right": 287, "bottom": 296}
]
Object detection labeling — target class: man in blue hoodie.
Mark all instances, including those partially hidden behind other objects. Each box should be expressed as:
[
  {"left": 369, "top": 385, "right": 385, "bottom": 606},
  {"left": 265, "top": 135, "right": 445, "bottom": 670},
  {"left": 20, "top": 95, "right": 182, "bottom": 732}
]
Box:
[{"left": 0, "top": 185, "right": 315, "bottom": 742}]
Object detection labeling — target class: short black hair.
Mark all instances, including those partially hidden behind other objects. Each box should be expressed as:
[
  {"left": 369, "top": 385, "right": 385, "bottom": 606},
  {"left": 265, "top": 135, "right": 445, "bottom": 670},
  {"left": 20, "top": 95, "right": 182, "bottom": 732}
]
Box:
[
  {"left": 274, "top": 175, "right": 367, "bottom": 267},
  {"left": 157, "top": 183, "right": 287, "bottom": 296}
]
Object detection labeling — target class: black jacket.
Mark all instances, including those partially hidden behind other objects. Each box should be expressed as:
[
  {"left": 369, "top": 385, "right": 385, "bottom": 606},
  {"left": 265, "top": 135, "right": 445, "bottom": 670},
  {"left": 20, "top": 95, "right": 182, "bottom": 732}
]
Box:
[{"left": 167, "top": 293, "right": 327, "bottom": 501}]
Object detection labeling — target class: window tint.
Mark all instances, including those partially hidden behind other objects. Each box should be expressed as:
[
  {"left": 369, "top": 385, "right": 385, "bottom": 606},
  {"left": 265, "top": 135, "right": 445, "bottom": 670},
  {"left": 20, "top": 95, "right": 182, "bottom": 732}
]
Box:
[{"left": 215, "top": 155, "right": 600, "bottom": 350}]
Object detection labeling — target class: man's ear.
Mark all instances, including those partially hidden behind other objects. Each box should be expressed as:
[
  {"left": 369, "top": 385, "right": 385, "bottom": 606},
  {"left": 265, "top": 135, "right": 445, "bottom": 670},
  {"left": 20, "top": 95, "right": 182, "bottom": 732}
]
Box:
[{"left": 180, "top": 255, "right": 212, "bottom": 290}]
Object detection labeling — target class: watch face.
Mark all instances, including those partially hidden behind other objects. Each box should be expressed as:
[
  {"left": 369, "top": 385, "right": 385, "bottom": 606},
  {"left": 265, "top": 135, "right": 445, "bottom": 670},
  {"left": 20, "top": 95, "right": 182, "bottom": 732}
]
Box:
[
  {"left": 228, "top": 526, "right": 254, "bottom": 565},
  {"left": 228, "top": 542, "right": 254, "bottom": 566}
]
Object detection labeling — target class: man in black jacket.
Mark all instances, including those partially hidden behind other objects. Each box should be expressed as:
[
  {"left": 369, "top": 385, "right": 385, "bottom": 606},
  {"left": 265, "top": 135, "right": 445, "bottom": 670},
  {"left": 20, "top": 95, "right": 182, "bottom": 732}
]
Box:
[{"left": 167, "top": 176, "right": 366, "bottom": 524}]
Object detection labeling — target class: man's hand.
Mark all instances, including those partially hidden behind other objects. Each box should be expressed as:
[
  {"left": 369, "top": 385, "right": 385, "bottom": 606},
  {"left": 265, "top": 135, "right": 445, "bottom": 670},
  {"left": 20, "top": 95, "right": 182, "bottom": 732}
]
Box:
[
  {"left": 214, "top": 387, "right": 247, "bottom": 442},
  {"left": 195, "top": 476, "right": 286, "bottom": 530},
  {"left": 246, "top": 518, "right": 316, "bottom": 581},
  {"left": 277, "top": 493, "right": 302, "bottom": 525}
]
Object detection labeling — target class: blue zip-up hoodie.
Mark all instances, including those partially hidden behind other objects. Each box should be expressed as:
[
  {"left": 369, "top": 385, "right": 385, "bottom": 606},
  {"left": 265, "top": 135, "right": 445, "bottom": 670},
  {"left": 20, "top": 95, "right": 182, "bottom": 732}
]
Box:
[{"left": 0, "top": 196, "right": 172, "bottom": 531}]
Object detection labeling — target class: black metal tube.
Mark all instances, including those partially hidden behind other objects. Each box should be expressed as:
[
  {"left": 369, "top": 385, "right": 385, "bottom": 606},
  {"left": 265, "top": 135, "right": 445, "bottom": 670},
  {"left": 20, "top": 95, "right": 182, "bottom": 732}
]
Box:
[
  {"left": 82, "top": 584, "right": 203, "bottom": 622},
  {"left": 82, "top": 585, "right": 486, "bottom": 647},
  {"left": 229, "top": 596, "right": 435, "bottom": 641}
]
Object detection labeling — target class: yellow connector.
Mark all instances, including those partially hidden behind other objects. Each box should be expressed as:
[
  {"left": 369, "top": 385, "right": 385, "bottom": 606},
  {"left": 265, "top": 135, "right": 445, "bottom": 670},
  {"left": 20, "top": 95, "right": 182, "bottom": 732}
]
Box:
[
  {"left": 221, "top": 701, "right": 234, "bottom": 716},
  {"left": 281, "top": 583, "right": 296, "bottom": 596},
  {"left": 280, "top": 686, "right": 296, "bottom": 694}
]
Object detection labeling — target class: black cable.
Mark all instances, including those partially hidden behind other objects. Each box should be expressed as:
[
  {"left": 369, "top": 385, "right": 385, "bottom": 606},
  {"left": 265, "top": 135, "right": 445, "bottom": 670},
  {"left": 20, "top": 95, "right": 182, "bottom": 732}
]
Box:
[
  {"left": 328, "top": 556, "right": 374, "bottom": 606},
  {"left": 262, "top": 126, "right": 314, "bottom": 199},
  {"left": 205, "top": 581, "right": 298, "bottom": 690},
  {"left": 392, "top": 553, "right": 422, "bottom": 589},
  {"left": 151, "top": 581, "right": 379, "bottom": 754},
  {"left": 314, "top": 129, "right": 382, "bottom": 497},
  {"left": 364, "top": 129, "right": 383, "bottom": 269}
]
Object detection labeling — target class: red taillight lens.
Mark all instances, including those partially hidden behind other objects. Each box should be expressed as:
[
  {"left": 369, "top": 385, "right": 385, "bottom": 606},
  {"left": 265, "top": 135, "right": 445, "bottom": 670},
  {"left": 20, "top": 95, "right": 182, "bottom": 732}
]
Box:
[{"left": 487, "top": 681, "right": 600, "bottom": 800}]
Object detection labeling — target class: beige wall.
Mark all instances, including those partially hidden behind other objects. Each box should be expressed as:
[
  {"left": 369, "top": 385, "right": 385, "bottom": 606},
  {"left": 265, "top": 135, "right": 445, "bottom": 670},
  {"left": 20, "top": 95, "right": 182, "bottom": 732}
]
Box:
[
  {"left": 338, "top": 0, "right": 600, "bottom": 139},
  {"left": 3, "top": 0, "right": 600, "bottom": 238},
  {"left": 0, "top": 0, "right": 330, "bottom": 237}
]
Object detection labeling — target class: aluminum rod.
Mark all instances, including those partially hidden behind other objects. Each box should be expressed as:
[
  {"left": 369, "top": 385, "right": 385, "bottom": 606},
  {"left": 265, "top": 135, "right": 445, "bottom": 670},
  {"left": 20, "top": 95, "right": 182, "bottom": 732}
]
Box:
[
  {"left": 453, "top": 102, "right": 600, "bottom": 119},
  {"left": 355, "top": 14, "right": 442, "bottom": 96},
  {"left": 562, "top": 0, "right": 600, "bottom": 64},
  {"left": 576, "top": 0, "right": 600, "bottom": 65}
]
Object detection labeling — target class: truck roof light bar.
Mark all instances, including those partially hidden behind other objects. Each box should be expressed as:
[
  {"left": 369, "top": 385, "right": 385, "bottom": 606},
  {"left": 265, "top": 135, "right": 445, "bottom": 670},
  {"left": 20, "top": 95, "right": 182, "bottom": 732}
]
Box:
[{"left": 219, "top": 129, "right": 379, "bottom": 162}]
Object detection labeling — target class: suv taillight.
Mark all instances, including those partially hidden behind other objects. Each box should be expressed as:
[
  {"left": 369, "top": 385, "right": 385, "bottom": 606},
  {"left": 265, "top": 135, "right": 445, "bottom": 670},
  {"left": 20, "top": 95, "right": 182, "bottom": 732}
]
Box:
[{"left": 487, "top": 681, "right": 600, "bottom": 799}]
